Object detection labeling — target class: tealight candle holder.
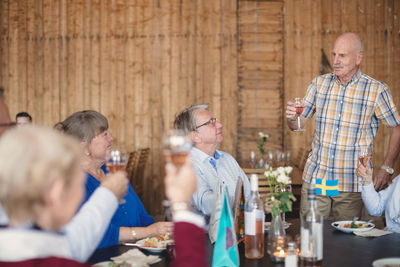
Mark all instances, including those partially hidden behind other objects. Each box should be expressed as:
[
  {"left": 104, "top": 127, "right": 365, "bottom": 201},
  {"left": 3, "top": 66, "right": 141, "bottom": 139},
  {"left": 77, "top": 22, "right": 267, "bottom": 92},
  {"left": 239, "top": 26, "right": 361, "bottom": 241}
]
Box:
[{"left": 270, "top": 236, "right": 286, "bottom": 262}]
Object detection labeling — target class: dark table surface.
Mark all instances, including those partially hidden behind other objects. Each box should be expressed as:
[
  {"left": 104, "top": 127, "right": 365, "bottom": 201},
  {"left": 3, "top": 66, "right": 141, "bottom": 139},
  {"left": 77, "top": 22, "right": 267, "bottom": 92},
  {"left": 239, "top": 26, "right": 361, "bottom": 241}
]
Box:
[{"left": 88, "top": 219, "right": 400, "bottom": 266}]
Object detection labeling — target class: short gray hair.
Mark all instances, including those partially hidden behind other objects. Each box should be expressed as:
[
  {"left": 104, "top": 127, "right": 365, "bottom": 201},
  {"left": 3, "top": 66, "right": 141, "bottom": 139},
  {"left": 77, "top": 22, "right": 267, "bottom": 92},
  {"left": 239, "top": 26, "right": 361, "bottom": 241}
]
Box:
[
  {"left": 55, "top": 110, "right": 108, "bottom": 143},
  {"left": 173, "top": 104, "right": 209, "bottom": 135},
  {"left": 0, "top": 126, "right": 81, "bottom": 224}
]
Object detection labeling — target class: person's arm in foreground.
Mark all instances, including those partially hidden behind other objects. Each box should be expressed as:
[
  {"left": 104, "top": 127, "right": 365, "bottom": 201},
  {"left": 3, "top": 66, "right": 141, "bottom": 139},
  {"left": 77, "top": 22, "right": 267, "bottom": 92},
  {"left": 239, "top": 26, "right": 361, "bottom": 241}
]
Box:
[
  {"left": 165, "top": 160, "right": 207, "bottom": 267},
  {"left": 64, "top": 171, "right": 128, "bottom": 262},
  {"left": 357, "top": 164, "right": 390, "bottom": 217},
  {"left": 373, "top": 125, "right": 400, "bottom": 191}
]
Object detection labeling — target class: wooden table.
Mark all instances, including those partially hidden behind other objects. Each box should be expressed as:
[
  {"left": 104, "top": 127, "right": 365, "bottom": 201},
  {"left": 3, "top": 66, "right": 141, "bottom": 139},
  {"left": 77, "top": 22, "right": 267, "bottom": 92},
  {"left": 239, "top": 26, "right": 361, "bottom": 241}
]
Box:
[{"left": 88, "top": 219, "right": 400, "bottom": 266}]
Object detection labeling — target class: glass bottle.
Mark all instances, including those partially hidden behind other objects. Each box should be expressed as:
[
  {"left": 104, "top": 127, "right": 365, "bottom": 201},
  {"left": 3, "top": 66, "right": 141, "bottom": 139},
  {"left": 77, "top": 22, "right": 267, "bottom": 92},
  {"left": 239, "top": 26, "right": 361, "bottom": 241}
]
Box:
[
  {"left": 244, "top": 174, "right": 265, "bottom": 259},
  {"left": 300, "top": 183, "right": 323, "bottom": 267},
  {"left": 285, "top": 241, "right": 298, "bottom": 267}
]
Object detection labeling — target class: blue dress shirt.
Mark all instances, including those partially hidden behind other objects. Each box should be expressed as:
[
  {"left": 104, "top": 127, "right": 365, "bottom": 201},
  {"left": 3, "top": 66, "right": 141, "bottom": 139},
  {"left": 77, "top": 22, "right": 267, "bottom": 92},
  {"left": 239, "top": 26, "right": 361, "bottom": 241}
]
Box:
[{"left": 189, "top": 147, "right": 251, "bottom": 221}]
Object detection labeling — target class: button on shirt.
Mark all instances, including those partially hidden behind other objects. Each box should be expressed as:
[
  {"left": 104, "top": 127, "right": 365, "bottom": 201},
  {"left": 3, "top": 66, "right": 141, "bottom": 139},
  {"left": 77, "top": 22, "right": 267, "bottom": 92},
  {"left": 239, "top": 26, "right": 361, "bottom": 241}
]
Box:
[
  {"left": 189, "top": 147, "right": 251, "bottom": 219},
  {"left": 302, "top": 71, "right": 400, "bottom": 192}
]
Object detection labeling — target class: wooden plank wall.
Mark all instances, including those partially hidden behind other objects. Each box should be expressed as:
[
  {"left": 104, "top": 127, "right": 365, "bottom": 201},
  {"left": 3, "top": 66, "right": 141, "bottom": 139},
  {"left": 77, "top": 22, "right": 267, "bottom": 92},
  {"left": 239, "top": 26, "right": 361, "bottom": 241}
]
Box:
[
  {"left": 1, "top": 0, "right": 399, "bottom": 215},
  {"left": 237, "top": 0, "right": 284, "bottom": 165},
  {"left": 284, "top": 0, "right": 400, "bottom": 175},
  {"left": 0, "top": 0, "right": 238, "bottom": 216}
]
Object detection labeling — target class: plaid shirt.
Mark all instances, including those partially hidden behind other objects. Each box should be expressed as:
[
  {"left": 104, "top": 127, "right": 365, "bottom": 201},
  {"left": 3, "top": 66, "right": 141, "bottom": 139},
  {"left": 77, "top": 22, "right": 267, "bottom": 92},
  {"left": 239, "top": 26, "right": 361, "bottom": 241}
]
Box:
[{"left": 302, "top": 70, "right": 400, "bottom": 192}]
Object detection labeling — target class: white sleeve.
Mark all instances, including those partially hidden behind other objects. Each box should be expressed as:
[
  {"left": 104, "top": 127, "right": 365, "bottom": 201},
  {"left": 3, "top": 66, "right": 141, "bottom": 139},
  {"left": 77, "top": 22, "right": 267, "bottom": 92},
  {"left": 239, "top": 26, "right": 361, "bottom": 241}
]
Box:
[
  {"left": 361, "top": 183, "right": 390, "bottom": 217},
  {"left": 63, "top": 187, "right": 118, "bottom": 262}
]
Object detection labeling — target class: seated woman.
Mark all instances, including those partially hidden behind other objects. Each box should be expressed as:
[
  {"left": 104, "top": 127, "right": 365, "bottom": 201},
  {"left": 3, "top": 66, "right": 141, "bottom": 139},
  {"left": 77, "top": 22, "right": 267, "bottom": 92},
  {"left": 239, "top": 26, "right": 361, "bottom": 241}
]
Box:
[
  {"left": 56, "top": 110, "right": 172, "bottom": 248},
  {"left": 0, "top": 126, "right": 91, "bottom": 266},
  {"left": 357, "top": 164, "right": 400, "bottom": 233}
]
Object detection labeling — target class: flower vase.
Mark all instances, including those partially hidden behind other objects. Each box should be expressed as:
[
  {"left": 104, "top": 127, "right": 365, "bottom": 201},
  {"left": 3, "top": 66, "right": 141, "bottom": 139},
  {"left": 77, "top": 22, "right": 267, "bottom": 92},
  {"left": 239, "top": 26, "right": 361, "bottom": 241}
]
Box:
[{"left": 267, "top": 213, "right": 286, "bottom": 255}]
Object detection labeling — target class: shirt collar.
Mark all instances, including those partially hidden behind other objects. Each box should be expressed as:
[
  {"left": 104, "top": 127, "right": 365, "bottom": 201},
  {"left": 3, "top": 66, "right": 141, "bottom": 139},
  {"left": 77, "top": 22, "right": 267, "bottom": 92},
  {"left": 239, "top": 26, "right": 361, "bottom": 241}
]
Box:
[
  {"left": 191, "top": 147, "right": 223, "bottom": 163},
  {"left": 333, "top": 69, "right": 361, "bottom": 86}
]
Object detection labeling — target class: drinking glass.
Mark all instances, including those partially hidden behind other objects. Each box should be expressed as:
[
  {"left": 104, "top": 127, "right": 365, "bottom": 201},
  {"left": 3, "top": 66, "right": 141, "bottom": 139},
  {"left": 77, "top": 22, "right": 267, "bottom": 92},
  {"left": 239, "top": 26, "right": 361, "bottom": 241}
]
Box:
[
  {"left": 285, "top": 151, "right": 291, "bottom": 166},
  {"left": 162, "top": 129, "right": 192, "bottom": 168},
  {"left": 293, "top": 98, "right": 305, "bottom": 132},
  {"left": 358, "top": 145, "right": 372, "bottom": 167},
  {"left": 250, "top": 150, "right": 256, "bottom": 168},
  {"left": 106, "top": 146, "right": 128, "bottom": 203},
  {"left": 106, "top": 146, "right": 128, "bottom": 173},
  {"left": 162, "top": 130, "right": 192, "bottom": 219}
]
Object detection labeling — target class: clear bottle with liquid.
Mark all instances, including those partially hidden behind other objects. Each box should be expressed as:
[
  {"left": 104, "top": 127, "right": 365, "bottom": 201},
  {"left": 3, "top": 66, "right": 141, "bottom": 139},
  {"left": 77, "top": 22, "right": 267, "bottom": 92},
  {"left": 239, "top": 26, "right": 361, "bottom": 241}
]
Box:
[
  {"left": 300, "top": 183, "right": 323, "bottom": 267},
  {"left": 285, "top": 241, "right": 298, "bottom": 267},
  {"left": 244, "top": 174, "right": 265, "bottom": 259}
]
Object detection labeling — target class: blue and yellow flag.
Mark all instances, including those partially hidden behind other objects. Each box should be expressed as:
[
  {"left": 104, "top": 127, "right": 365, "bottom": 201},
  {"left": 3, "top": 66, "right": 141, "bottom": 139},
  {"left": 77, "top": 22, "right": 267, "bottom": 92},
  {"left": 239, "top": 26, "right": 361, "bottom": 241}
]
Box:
[
  {"left": 315, "top": 178, "right": 339, "bottom": 196},
  {"left": 212, "top": 188, "right": 239, "bottom": 267}
]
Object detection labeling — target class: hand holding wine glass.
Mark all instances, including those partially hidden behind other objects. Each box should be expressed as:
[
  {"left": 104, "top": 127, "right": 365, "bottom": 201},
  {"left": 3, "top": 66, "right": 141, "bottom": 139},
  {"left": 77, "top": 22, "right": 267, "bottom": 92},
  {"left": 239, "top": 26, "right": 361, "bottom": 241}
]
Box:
[{"left": 106, "top": 146, "right": 128, "bottom": 203}]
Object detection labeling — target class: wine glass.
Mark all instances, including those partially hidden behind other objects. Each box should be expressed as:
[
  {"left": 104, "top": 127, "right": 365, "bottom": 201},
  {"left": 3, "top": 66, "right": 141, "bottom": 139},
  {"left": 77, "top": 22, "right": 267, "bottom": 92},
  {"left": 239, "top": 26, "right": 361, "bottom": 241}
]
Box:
[
  {"left": 106, "top": 146, "right": 128, "bottom": 203},
  {"left": 358, "top": 144, "right": 372, "bottom": 167},
  {"left": 162, "top": 129, "right": 192, "bottom": 169},
  {"left": 293, "top": 98, "right": 305, "bottom": 132},
  {"left": 250, "top": 150, "right": 256, "bottom": 168},
  {"left": 162, "top": 129, "right": 192, "bottom": 219},
  {"left": 106, "top": 146, "right": 128, "bottom": 173}
]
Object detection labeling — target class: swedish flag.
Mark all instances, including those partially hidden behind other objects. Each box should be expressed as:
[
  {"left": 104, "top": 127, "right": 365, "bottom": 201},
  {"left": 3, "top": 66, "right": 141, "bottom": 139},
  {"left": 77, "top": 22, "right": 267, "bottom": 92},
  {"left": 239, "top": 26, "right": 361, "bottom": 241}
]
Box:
[{"left": 315, "top": 178, "right": 339, "bottom": 196}]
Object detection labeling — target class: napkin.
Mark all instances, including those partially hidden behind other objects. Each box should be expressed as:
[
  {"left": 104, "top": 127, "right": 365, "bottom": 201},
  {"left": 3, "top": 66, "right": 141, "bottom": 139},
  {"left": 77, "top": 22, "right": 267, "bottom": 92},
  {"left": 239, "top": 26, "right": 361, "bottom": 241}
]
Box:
[
  {"left": 110, "top": 249, "right": 161, "bottom": 267},
  {"left": 353, "top": 228, "right": 392, "bottom": 237}
]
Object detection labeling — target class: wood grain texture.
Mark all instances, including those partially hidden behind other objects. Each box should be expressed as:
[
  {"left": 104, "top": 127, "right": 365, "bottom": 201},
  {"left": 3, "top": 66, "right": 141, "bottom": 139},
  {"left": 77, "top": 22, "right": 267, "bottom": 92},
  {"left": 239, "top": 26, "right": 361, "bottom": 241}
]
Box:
[{"left": 1, "top": 0, "right": 399, "bottom": 215}]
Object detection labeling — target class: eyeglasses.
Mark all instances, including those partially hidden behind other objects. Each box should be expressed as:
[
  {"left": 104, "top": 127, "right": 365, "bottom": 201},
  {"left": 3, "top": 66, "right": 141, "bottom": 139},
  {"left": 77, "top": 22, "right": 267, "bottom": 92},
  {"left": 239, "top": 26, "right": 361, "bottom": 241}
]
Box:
[{"left": 195, "top": 117, "right": 217, "bottom": 129}]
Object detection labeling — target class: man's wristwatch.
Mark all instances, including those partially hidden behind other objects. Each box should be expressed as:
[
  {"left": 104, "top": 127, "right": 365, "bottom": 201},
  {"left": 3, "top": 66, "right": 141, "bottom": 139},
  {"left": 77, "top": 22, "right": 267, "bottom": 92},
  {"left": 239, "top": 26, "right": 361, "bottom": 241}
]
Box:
[{"left": 381, "top": 165, "right": 394, "bottom": 175}]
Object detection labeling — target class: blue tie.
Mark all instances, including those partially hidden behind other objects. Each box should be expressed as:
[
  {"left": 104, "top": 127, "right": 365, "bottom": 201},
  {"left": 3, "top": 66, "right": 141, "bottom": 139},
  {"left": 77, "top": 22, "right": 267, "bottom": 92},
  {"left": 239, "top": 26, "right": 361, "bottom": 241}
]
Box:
[{"left": 209, "top": 158, "right": 217, "bottom": 171}]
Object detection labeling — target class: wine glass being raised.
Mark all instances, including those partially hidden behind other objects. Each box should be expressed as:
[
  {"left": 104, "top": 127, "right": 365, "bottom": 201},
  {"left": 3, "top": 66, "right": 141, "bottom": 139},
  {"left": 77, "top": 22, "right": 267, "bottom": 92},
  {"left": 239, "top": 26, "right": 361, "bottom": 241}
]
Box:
[
  {"left": 293, "top": 98, "right": 305, "bottom": 132},
  {"left": 106, "top": 146, "right": 128, "bottom": 173},
  {"left": 163, "top": 129, "right": 192, "bottom": 169}
]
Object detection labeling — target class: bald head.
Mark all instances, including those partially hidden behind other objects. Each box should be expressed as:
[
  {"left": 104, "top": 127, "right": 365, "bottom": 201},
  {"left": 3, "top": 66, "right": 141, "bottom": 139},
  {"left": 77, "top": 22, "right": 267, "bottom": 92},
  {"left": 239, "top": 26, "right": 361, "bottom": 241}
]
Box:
[
  {"left": 335, "top": 32, "right": 364, "bottom": 54},
  {"left": 332, "top": 32, "right": 364, "bottom": 85}
]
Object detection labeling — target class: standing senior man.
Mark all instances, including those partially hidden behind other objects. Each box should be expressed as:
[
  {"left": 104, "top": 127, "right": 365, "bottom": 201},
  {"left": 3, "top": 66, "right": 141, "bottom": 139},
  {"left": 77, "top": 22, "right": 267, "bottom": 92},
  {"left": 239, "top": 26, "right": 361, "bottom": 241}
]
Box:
[
  {"left": 174, "top": 104, "right": 251, "bottom": 224},
  {"left": 286, "top": 32, "right": 400, "bottom": 220}
]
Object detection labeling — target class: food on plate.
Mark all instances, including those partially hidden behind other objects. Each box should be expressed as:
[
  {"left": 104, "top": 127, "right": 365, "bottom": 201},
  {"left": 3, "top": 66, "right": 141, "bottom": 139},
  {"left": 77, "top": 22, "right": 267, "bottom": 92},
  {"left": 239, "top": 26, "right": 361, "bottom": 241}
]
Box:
[
  {"left": 142, "top": 234, "right": 173, "bottom": 248},
  {"left": 342, "top": 222, "right": 372, "bottom": 229}
]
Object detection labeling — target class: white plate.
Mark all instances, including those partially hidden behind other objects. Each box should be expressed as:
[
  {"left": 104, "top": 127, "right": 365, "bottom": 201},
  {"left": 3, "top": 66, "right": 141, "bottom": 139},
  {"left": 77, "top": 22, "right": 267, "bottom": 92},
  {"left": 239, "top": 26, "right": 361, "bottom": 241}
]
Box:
[
  {"left": 131, "top": 238, "right": 172, "bottom": 253},
  {"left": 264, "top": 221, "right": 291, "bottom": 232},
  {"left": 331, "top": 220, "right": 375, "bottom": 233},
  {"left": 372, "top": 257, "right": 400, "bottom": 267}
]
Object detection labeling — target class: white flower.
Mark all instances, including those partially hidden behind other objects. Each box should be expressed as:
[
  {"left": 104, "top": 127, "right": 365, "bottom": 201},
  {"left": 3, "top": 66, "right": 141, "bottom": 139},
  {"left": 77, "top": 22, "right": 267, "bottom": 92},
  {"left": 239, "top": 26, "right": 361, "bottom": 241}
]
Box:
[
  {"left": 284, "top": 166, "right": 293, "bottom": 174},
  {"left": 277, "top": 173, "right": 291, "bottom": 185},
  {"left": 258, "top": 132, "right": 269, "bottom": 139}
]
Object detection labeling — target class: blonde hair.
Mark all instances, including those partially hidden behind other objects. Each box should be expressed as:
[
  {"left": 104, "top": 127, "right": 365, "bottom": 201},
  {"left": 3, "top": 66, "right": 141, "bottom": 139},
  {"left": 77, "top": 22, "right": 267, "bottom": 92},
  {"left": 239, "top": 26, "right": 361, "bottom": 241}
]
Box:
[{"left": 0, "top": 126, "right": 81, "bottom": 224}]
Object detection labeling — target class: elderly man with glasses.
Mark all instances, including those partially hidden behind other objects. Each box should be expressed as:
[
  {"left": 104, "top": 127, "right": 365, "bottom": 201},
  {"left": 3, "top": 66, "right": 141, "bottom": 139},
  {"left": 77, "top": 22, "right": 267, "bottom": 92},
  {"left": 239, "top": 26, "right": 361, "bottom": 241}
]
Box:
[{"left": 174, "top": 104, "right": 251, "bottom": 225}]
